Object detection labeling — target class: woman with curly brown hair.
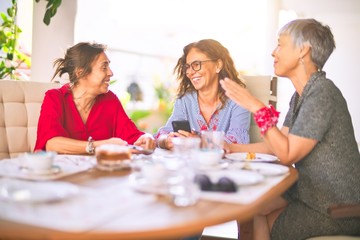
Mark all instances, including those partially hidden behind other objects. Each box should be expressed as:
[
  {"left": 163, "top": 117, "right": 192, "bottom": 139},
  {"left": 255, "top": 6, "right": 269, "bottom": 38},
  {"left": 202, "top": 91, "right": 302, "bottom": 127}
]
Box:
[{"left": 155, "top": 39, "right": 250, "bottom": 150}]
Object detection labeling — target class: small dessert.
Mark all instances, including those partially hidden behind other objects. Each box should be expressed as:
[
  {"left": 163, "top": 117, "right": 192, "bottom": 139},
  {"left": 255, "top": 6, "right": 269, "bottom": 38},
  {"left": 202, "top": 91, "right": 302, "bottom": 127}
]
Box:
[
  {"left": 95, "top": 144, "right": 132, "bottom": 166},
  {"left": 246, "top": 152, "right": 256, "bottom": 160}
]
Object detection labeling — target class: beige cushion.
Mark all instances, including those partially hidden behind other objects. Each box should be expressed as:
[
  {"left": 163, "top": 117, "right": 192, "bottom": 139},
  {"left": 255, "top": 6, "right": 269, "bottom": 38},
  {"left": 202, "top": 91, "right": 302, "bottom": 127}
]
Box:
[{"left": 0, "top": 80, "right": 60, "bottom": 159}]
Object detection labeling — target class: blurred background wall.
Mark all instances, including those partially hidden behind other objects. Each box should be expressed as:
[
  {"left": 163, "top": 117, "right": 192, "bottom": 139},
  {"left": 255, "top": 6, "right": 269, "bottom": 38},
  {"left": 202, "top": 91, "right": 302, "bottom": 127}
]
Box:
[{"left": 6, "top": 0, "right": 359, "bottom": 140}]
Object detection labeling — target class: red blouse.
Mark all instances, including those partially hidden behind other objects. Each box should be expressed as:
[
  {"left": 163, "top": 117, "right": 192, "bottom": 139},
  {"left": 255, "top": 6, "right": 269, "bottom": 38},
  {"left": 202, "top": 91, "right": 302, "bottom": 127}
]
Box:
[{"left": 34, "top": 84, "right": 144, "bottom": 151}]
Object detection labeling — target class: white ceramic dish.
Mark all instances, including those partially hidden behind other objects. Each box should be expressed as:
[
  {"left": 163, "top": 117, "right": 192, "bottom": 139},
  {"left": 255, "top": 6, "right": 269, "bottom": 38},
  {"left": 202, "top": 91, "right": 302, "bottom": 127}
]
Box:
[
  {"left": 231, "top": 162, "right": 289, "bottom": 176},
  {"left": 225, "top": 152, "right": 278, "bottom": 162},
  {"left": 0, "top": 178, "right": 79, "bottom": 203},
  {"left": 95, "top": 160, "right": 131, "bottom": 171},
  {"left": 206, "top": 170, "right": 264, "bottom": 186},
  {"left": 23, "top": 151, "right": 57, "bottom": 172},
  {"left": 20, "top": 165, "right": 61, "bottom": 175}
]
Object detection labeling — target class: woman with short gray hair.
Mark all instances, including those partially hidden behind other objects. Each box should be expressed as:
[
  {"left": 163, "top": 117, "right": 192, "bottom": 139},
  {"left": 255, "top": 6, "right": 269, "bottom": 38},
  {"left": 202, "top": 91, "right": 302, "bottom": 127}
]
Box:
[{"left": 221, "top": 18, "right": 360, "bottom": 239}]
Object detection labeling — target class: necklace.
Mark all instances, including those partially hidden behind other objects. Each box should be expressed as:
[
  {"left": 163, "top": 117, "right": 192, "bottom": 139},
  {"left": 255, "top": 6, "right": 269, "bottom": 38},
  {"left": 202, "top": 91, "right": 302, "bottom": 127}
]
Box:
[
  {"left": 71, "top": 87, "right": 96, "bottom": 114},
  {"left": 74, "top": 98, "right": 96, "bottom": 114},
  {"left": 73, "top": 90, "right": 87, "bottom": 100}
]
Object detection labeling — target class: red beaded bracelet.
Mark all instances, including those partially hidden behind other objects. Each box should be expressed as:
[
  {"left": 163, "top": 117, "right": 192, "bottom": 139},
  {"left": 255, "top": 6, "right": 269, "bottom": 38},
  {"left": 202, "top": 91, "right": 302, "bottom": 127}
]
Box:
[{"left": 254, "top": 105, "right": 280, "bottom": 135}]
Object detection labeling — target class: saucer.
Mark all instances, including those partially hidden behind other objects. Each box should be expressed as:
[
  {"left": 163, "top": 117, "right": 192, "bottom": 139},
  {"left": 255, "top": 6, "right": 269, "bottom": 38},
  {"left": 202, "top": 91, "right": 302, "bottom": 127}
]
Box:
[
  {"left": 20, "top": 165, "right": 61, "bottom": 175},
  {"left": 95, "top": 160, "right": 131, "bottom": 171}
]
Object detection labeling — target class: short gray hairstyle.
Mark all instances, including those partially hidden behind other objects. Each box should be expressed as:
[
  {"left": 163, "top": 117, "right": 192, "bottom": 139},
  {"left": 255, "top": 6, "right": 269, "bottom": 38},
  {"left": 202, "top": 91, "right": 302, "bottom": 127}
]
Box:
[{"left": 278, "top": 18, "right": 336, "bottom": 70}]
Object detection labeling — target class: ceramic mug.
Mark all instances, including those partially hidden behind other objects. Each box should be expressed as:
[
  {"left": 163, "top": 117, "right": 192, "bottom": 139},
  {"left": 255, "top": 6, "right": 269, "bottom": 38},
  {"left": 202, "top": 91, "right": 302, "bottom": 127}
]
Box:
[{"left": 23, "top": 151, "right": 56, "bottom": 173}]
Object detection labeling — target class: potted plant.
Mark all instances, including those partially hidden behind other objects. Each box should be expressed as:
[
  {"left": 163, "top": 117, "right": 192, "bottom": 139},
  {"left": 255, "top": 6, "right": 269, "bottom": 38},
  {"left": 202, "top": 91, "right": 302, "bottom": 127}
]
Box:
[
  {"left": 0, "top": 0, "right": 62, "bottom": 80},
  {"left": 0, "top": 0, "right": 30, "bottom": 80},
  {"left": 34, "top": 0, "right": 62, "bottom": 26}
]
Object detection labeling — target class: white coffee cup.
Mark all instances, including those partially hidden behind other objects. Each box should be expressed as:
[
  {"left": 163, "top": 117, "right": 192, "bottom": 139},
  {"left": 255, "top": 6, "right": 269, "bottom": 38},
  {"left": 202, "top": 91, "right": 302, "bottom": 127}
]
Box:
[
  {"left": 194, "top": 149, "right": 224, "bottom": 167},
  {"left": 23, "top": 151, "right": 56, "bottom": 173}
]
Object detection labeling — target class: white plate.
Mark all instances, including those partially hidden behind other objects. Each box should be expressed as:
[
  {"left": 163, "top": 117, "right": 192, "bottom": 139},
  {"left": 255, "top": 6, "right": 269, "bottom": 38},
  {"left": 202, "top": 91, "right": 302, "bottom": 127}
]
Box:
[
  {"left": 95, "top": 159, "right": 131, "bottom": 171},
  {"left": 0, "top": 178, "right": 79, "bottom": 203},
  {"left": 231, "top": 162, "right": 289, "bottom": 176},
  {"left": 225, "top": 152, "right": 278, "bottom": 162},
  {"left": 206, "top": 170, "right": 264, "bottom": 186}
]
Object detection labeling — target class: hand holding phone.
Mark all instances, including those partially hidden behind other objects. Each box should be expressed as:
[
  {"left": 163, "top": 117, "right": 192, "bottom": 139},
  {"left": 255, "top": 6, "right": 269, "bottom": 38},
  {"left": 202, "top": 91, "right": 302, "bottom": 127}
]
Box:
[{"left": 172, "top": 120, "right": 191, "bottom": 133}]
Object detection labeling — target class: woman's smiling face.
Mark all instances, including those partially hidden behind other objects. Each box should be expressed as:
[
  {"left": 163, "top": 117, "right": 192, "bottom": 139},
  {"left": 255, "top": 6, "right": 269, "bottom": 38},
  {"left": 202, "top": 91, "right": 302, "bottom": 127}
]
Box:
[
  {"left": 185, "top": 48, "right": 218, "bottom": 91},
  {"left": 83, "top": 52, "right": 113, "bottom": 95},
  {"left": 272, "top": 34, "right": 300, "bottom": 78}
]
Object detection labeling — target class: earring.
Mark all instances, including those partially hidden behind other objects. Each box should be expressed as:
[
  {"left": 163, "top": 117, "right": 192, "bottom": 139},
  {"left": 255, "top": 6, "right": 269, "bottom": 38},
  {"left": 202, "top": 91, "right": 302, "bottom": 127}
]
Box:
[{"left": 216, "top": 69, "right": 220, "bottom": 73}]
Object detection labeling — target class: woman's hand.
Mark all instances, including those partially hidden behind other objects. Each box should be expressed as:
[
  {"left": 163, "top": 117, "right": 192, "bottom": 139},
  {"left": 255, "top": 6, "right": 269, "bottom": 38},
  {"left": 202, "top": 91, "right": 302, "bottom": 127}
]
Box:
[
  {"left": 156, "top": 132, "right": 180, "bottom": 150},
  {"left": 220, "top": 77, "right": 265, "bottom": 113},
  {"left": 223, "top": 142, "right": 231, "bottom": 154},
  {"left": 163, "top": 132, "right": 178, "bottom": 150},
  {"left": 134, "top": 133, "right": 156, "bottom": 150},
  {"left": 177, "top": 129, "right": 200, "bottom": 138}
]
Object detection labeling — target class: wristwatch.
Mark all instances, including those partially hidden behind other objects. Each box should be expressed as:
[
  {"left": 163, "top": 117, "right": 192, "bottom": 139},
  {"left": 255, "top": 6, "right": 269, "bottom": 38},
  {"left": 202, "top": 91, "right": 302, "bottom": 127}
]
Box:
[{"left": 85, "top": 136, "right": 95, "bottom": 155}]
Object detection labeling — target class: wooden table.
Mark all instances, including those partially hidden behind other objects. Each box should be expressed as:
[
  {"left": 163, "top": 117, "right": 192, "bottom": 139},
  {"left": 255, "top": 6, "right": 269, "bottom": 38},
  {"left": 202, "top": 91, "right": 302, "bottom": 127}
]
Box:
[{"left": 0, "top": 158, "right": 298, "bottom": 240}]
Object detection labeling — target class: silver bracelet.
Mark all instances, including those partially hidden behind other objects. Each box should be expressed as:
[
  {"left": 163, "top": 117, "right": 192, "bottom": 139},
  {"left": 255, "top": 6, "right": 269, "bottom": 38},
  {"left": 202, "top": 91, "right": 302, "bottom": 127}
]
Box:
[{"left": 85, "top": 136, "right": 95, "bottom": 154}]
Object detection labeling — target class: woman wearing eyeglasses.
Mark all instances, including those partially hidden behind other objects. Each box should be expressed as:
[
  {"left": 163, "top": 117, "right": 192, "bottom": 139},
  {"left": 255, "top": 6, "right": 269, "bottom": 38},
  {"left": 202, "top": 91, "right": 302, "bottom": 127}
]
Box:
[{"left": 155, "top": 39, "right": 250, "bottom": 150}]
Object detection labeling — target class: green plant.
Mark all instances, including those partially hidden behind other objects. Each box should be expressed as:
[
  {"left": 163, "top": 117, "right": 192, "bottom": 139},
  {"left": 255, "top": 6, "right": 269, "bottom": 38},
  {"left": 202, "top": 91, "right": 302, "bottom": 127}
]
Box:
[
  {"left": 154, "top": 82, "right": 174, "bottom": 119},
  {"left": 34, "top": 0, "right": 62, "bottom": 26},
  {"left": 0, "top": 0, "right": 30, "bottom": 80},
  {"left": 129, "top": 110, "right": 151, "bottom": 125}
]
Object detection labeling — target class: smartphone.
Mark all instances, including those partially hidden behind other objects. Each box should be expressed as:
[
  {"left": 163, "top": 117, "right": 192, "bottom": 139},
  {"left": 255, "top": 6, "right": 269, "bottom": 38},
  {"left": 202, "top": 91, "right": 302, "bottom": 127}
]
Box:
[{"left": 172, "top": 120, "right": 191, "bottom": 133}]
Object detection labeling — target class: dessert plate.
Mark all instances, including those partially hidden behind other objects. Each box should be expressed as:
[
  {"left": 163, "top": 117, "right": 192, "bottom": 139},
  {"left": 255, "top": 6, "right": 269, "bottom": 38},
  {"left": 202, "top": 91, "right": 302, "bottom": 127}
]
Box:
[
  {"left": 206, "top": 170, "right": 264, "bottom": 186},
  {"left": 231, "top": 162, "right": 289, "bottom": 176},
  {"left": 225, "top": 152, "right": 278, "bottom": 162},
  {"left": 19, "top": 165, "right": 61, "bottom": 175},
  {"left": 0, "top": 178, "right": 79, "bottom": 203},
  {"left": 95, "top": 160, "right": 131, "bottom": 171}
]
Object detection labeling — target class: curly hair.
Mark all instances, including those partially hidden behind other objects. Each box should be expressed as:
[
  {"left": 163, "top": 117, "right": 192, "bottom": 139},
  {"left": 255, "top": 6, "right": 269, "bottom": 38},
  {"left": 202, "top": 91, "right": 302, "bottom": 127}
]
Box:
[{"left": 174, "top": 39, "right": 246, "bottom": 107}]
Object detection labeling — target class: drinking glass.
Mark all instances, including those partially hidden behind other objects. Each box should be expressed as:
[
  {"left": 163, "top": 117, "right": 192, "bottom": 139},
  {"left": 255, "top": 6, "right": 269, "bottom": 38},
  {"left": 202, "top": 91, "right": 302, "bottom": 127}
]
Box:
[
  {"left": 168, "top": 137, "right": 201, "bottom": 207},
  {"left": 200, "top": 130, "right": 225, "bottom": 150},
  {"left": 194, "top": 130, "right": 225, "bottom": 168}
]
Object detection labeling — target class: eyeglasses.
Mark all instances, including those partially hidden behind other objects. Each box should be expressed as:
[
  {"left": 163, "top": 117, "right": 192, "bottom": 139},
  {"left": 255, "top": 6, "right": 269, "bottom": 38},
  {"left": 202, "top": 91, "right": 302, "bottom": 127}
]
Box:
[
  {"left": 194, "top": 174, "right": 237, "bottom": 193},
  {"left": 183, "top": 59, "right": 216, "bottom": 73}
]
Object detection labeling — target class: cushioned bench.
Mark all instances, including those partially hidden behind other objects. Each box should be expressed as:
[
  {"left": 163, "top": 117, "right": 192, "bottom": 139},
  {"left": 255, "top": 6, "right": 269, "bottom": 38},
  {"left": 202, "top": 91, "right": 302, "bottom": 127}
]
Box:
[{"left": 0, "top": 80, "right": 60, "bottom": 159}]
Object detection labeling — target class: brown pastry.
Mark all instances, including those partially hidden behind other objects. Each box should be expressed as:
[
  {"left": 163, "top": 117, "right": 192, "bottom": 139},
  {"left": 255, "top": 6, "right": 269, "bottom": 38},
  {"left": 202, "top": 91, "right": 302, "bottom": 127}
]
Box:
[
  {"left": 246, "top": 152, "right": 256, "bottom": 160},
  {"left": 95, "top": 144, "right": 131, "bottom": 165}
]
